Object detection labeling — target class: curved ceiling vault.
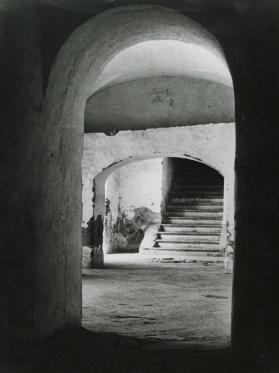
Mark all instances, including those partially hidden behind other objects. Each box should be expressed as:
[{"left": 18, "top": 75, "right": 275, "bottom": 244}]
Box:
[
  {"left": 46, "top": 5, "right": 235, "bottom": 135},
  {"left": 93, "top": 40, "right": 232, "bottom": 90},
  {"left": 84, "top": 39, "right": 234, "bottom": 133}
]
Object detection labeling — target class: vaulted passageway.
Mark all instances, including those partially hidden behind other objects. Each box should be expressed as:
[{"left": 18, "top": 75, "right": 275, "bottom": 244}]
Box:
[
  {"left": 1, "top": 1, "right": 279, "bottom": 371},
  {"left": 82, "top": 157, "right": 233, "bottom": 349},
  {"left": 71, "top": 5, "right": 235, "bottom": 355},
  {"left": 0, "top": 0, "right": 279, "bottom": 371},
  {"left": 0, "top": 2, "right": 242, "bottom": 369}
]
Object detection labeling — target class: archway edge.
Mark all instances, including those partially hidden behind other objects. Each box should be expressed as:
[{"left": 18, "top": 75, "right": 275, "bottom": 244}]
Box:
[
  {"left": 89, "top": 153, "right": 224, "bottom": 223},
  {"left": 82, "top": 121, "right": 235, "bottom": 225},
  {"left": 90, "top": 153, "right": 224, "bottom": 220},
  {"left": 45, "top": 5, "right": 230, "bottom": 140},
  {"left": 40, "top": 5, "right": 232, "bottom": 336},
  {"left": 97, "top": 153, "right": 224, "bottom": 182}
]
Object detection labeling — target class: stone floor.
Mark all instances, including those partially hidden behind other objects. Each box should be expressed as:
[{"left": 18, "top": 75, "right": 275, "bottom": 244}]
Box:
[
  {"left": 82, "top": 253, "right": 232, "bottom": 350},
  {"left": 5, "top": 255, "right": 276, "bottom": 372}
]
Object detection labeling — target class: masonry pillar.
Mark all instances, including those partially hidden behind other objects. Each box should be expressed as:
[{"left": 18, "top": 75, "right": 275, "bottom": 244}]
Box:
[
  {"left": 0, "top": 1, "right": 45, "bottom": 352},
  {"left": 229, "top": 8, "right": 279, "bottom": 366}
]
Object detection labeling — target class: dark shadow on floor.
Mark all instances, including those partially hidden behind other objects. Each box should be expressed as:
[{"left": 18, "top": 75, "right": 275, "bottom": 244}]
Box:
[{"left": 2, "top": 328, "right": 277, "bottom": 373}]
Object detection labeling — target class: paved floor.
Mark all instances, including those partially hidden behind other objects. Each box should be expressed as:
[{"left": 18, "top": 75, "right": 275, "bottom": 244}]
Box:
[
  {"left": 82, "top": 253, "right": 232, "bottom": 350},
  {"left": 7, "top": 256, "right": 274, "bottom": 372}
]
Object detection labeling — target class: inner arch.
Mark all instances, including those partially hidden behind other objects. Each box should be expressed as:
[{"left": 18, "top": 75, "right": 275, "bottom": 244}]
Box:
[{"left": 42, "top": 4, "right": 236, "bottom": 342}]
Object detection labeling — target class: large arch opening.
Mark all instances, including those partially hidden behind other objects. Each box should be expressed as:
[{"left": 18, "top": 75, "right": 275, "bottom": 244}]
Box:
[
  {"left": 43, "top": 4, "right": 235, "bottom": 353},
  {"left": 82, "top": 156, "right": 233, "bottom": 348}
]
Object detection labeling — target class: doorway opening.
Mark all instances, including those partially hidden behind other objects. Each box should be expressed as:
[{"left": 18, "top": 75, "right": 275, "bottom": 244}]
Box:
[
  {"left": 44, "top": 4, "right": 235, "bottom": 355},
  {"left": 82, "top": 156, "right": 233, "bottom": 349}
]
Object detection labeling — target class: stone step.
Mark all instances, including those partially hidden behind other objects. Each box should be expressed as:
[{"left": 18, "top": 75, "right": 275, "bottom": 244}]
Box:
[
  {"left": 165, "top": 211, "right": 223, "bottom": 218},
  {"left": 173, "top": 173, "right": 224, "bottom": 184},
  {"left": 167, "top": 204, "right": 223, "bottom": 211},
  {"left": 155, "top": 165, "right": 224, "bottom": 254},
  {"left": 169, "top": 197, "right": 223, "bottom": 204},
  {"left": 173, "top": 184, "right": 223, "bottom": 189},
  {"left": 172, "top": 188, "right": 223, "bottom": 194},
  {"left": 175, "top": 169, "right": 219, "bottom": 174},
  {"left": 157, "top": 233, "right": 220, "bottom": 243},
  {"left": 160, "top": 224, "right": 222, "bottom": 234},
  {"left": 174, "top": 183, "right": 222, "bottom": 188},
  {"left": 174, "top": 177, "right": 221, "bottom": 183},
  {"left": 154, "top": 241, "right": 220, "bottom": 251},
  {"left": 163, "top": 217, "right": 222, "bottom": 225},
  {"left": 170, "top": 191, "right": 223, "bottom": 197},
  {"left": 141, "top": 248, "right": 223, "bottom": 259}
]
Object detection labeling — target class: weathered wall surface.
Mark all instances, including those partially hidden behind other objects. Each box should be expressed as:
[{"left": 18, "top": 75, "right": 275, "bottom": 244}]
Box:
[
  {"left": 39, "top": 4, "right": 92, "bottom": 87},
  {"left": 0, "top": 2, "right": 53, "bottom": 349},
  {"left": 82, "top": 123, "right": 235, "bottom": 257},
  {"left": 103, "top": 159, "right": 162, "bottom": 253},
  {"left": 82, "top": 123, "right": 235, "bottom": 224}
]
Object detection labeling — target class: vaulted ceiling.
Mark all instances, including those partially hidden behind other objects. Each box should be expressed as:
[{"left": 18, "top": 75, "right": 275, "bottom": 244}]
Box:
[
  {"left": 39, "top": 1, "right": 237, "bottom": 133},
  {"left": 93, "top": 40, "right": 232, "bottom": 91},
  {"left": 84, "top": 39, "right": 233, "bottom": 133}
]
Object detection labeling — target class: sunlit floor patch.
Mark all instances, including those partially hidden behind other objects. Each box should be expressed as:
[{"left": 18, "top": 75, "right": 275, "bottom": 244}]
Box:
[{"left": 82, "top": 253, "right": 232, "bottom": 350}]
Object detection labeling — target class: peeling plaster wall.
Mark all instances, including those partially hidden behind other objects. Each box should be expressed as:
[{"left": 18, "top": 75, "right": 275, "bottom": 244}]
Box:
[
  {"left": 82, "top": 123, "right": 235, "bottom": 223},
  {"left": 82, "top": 123, "right": 235, "bottom": 256},
  {"left": 103, "top": 159, "right": 162, "bottom": 253}
]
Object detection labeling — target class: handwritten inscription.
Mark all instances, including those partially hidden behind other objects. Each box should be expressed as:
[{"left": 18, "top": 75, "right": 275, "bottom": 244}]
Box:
[{"left": 150, "top": 88, "right": 174, "bottom": 106}]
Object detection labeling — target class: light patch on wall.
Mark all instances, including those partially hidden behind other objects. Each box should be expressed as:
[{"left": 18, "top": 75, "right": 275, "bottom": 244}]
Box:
[{"left": 103, "top": 158, "right": 163, "bottom": 253}]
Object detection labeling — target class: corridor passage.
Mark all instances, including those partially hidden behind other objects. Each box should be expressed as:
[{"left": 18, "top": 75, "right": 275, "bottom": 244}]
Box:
[{"left": 82, "top": 254, "right": 232, "bottom": 350}]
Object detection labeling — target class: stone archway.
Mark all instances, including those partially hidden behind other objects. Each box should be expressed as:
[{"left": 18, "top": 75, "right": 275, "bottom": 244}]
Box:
[{"left": 42, "top": 5, "right": 234, "bottom": 335}]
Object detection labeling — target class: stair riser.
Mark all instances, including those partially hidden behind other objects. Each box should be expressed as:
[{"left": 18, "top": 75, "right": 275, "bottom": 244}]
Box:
[
  {"left": 169, "top": 198, "right": 223, "bottom": 204},
  {"left": 167, "top": 205, "right": 223, "bottom": 211},
  {"left": 172, "top": 185, "right": 222, "bottom": 189},
  {"left": 157, "top": 235, "right": 220, "bottom": 243},
  {"left": 160, "top": 226, "right": 222, "bottom": 234},
  {"left": 175, "top": 171, "right": 222, "bottom": 179},
  {"left": 171, "top": 192, "right": 223, "bottom": 196},
  {"left": 174, "top": 179, "right": 222, "bottom": 183},
  {"left": 165, "top": 212, "right": 223, "bottom": 218},
  {"left": 156, "top": 165, "right": 224, "bottom": 255},
  {"left": 172, "top": 191, "right": 223, "bottom": 196},
  {"left": 155, "top": 243, "right": 220, "bottom": 251},
  {"left": 174, "top": 176, "right": 222, "bottom": 182},
  {"left": 172, "top": 185, "right": 223, "bottom": 189},
  {"left": 142, "top": 249, "right": 223, "bottom": 258},
  {"left": 163, "top": 219, "right": 222, "bottom": 225}
]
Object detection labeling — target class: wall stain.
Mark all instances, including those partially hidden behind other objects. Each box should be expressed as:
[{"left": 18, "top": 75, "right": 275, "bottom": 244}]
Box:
[{"left": 112, "top": 207, "right": 160, "bottom": 252}]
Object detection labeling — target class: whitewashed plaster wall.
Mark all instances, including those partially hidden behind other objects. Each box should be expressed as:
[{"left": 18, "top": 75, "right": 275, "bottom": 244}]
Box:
[
  {"left": 82, "top": 124, "right": 235, "bottom": 219},
  {"left": 103, "top": 159, "right": 162, "bottom": 252},
  {"left": 82, "top": 122, "right": 235, "bottom": 252}
]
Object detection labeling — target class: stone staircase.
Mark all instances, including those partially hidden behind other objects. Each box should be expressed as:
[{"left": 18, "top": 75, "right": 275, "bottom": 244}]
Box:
[{"left": 154, "top": 161, "right": 224, "bottom": 256}]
